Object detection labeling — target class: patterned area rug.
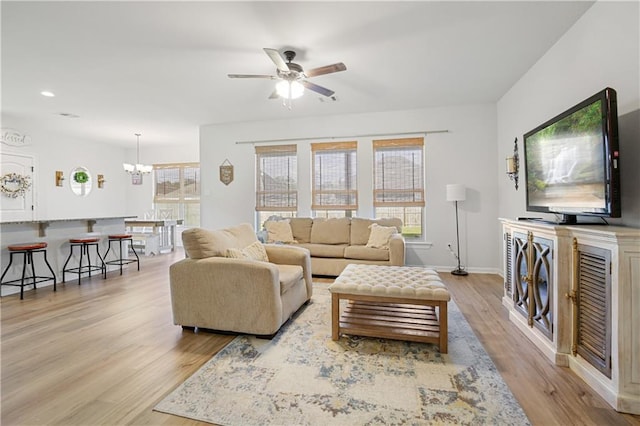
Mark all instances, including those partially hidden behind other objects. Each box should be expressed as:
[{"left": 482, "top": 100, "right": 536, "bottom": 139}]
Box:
[{"left": 155, "top": 283, "right": 530, "bottom": 425}]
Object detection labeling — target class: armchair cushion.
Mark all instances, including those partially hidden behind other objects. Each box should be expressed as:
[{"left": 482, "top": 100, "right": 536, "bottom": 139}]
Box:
[
  {"left": 276, "top": 264, "right": 304, "bottom": 294},
  {"left": 182, "top": 223, "right": 257, "bottom": 259},
  {"left": 226, "top": 241, "right": 269, "bottom": 262}
]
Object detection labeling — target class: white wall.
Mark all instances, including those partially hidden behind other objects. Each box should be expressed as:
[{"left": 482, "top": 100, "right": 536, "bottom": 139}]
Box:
[
  {"left": 1, "top": 115, "right": 199, "bottom": 221},
  {"left": 497, "top": 1, "right": 640, "bottom": 228},
  {"left": 1, "top": 115, "right": 131, "bottom": 220},
  {"left": 200, "top": 103, "right": 499, "bottom": 272}
]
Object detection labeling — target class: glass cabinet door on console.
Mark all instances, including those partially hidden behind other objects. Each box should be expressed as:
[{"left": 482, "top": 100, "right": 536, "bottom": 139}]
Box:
[{"left": 512, "top": 232, "right": 554, "bottom": 340}]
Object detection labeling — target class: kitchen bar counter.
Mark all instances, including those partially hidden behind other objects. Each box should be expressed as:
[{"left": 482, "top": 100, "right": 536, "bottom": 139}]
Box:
[{"left": 1, "top": 216, "right": 136, "bottom": 237}]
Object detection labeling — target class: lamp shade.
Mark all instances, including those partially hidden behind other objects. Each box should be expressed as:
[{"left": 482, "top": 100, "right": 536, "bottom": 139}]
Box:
[{"left": 446, "top": 184, "right": 466, "bottom": 202}]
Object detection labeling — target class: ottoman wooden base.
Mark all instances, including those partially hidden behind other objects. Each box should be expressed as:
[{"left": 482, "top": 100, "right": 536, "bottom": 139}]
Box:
[
  {"left": 328, "top": 264, "right": 451, "bottom": 353},
  {"left": 331, "top": 293, "right": 448, "bottom": 353}
]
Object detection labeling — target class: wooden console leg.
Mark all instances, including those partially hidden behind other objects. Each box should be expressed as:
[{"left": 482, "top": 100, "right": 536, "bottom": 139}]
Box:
[
  {"left": 439, "top": 301, "right": 448, "bottom": 353},
  {"left": 331, "top": 293, "right": 340, "bottom": 341}
]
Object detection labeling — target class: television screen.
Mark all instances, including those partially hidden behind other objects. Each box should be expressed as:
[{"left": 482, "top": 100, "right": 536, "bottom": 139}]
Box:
[{"left": 523, "top": 88, "right": 620, "bottom": 223}]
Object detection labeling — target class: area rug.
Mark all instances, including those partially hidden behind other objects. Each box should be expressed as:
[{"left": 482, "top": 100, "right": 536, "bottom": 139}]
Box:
[{"left": 154, "top": 283, "right": 530, "bottom": 425}]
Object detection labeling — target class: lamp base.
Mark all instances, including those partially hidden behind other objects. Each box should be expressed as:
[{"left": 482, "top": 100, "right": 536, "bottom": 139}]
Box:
[{"left": 451, "top": 268, "right": 469, "bottom": 276}]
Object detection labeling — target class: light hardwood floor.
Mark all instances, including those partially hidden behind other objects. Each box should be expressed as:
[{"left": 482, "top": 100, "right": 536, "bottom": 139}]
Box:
[{"left": 1, "top": 249, "right": 639, "bottom": 425}]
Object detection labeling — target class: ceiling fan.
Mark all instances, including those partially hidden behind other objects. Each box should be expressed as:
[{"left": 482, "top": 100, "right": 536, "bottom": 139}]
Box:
[{"left": 228, "top": 48, "right": 346, "bottom": 101}]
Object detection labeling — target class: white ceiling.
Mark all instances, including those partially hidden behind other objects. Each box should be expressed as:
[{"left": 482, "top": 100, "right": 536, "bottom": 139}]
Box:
[{"left": 1, "top": 1, "right": 594, "bottom": 147}]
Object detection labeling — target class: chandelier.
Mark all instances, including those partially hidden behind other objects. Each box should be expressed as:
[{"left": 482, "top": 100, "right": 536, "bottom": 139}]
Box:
[{"left": 123, "top": 133, "right": 152, "bottom": 175}]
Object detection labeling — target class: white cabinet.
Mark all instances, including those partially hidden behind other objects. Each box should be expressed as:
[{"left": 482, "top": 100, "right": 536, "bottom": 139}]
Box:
[{"left": 500, "top": 219, "right": 640, "bottom": 414}]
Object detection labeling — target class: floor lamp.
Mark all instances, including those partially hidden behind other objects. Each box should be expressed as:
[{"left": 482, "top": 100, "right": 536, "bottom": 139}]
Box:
[{"left": 446, "top": 184, "right": 468, "bottom": 276}]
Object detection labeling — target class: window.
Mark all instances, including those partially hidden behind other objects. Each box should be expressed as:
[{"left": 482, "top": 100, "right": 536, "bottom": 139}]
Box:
[
  {"left": 311, "top": 141, "right": 357, "bottom": 217},
  {"left": 255, "top": 145, "right": 297, "bottom": 227},
  {"left": 153, "top": 162, "right": 200, "bottom": 226},
  {"left": 373, "top": 137, "right": 425, "bottom": 237}
]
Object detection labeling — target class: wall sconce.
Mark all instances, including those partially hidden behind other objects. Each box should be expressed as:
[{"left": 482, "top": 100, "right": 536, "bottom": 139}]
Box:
[
  {"left": 506, "top": 137, "right": 519, "bottom": 190},
  {"left": 97, "top": 174, "right": 106, "bottom": 189},
  {"left": 55, "top": 170, "right": 65, "bottom": 187}
]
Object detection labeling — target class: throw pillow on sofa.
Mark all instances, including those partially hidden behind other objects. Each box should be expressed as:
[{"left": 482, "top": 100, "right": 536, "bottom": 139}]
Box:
[
  {"left": 366, "top": 223, "right": 398, "bottom": 249},
  {"left": 226, "top": 241, "right": 269, "bottom": 262},
  {"left": 265, "top": 220, "right": 296, "bottom": 244}
]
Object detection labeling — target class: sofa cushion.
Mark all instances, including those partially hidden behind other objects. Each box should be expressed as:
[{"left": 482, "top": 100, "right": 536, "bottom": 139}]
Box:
[
  {"left": 310, "top": 218, "right": 350, "bottom": 244},
  {"left": 182, "top": 224, "right": 257, "bottom": 259},
  {"left": 264, "top": 220, "right": 296, "bottom": 243},
  {"left": 351, "top": 217, "right": 403, "bottom": 245},
  {"left": 295, "top": 243, "right": 347, "bottom": 258},
  {"left": 289, "top": 218, "right": 313, "bottom": 243},
  {"left": 344, "top": 245, "right": 390, "bottom": 261},
  {"left": 226, "top": 241, "right": 269, "bottom": 262},
  {"left": 366, "top": 223, "right": 398, "bottom": 249},
  {"left": 276, "top": 264, "right": 304, "bottom": 295}
]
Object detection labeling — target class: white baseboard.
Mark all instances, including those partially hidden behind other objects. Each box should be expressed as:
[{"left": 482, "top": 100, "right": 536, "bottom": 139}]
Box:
[{"left": 405, "top": 264, "right": 502, "bottom": 275}]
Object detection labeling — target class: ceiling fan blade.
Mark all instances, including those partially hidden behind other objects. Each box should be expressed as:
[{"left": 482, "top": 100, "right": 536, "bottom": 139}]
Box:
[
  {"left": 301, "top": 80, "right": 335, "bottom": 97},
  {"left": 228, "top": 74, "right": 277, "bottom": 79},
  {"left": 305, "top": 62, "right": 347, "bottom": 78},
  {"left": 263, "top": 48, "right": 290, "bottom": 72}
]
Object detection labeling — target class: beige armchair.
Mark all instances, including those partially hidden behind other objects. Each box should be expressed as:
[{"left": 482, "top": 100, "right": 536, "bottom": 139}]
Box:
[{"left": 169, "top": 223, "right": 312, "bottom": 337}]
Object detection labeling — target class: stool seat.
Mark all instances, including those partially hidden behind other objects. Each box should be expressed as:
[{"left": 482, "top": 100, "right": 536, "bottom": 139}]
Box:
[
  {"left": 8, "top": 242, "right": 48, "bottom": 251},
  {"left": 69, "top": 238, "right": 100, "bottom": 244},
  {"left": 1, "top": 241, "right": 56, "bottom": 299},
  {"left": 107, "top": 234, "right": 132, "bottom": 239}
]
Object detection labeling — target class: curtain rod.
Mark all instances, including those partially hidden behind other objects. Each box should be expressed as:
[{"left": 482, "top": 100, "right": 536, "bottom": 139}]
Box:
[{"left": 235, "top": 129, "right": 449, "bottom": 145}]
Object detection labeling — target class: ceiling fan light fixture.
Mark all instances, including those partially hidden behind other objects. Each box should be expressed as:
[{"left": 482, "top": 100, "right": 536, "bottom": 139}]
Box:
[{"left": 276, "top": 80, "right": 304, "bottom": 99}]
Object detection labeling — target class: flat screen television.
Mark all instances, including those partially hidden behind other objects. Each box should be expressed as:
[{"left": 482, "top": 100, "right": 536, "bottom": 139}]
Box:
[{"left": 523, "top": 87, "right": 620, "bottom": 225}]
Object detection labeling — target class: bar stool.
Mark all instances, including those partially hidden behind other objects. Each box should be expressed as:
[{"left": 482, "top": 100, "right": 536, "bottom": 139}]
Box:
[
  {"left": 62, "top": 237, "right": 106, "bottom": 284},
  {"left": 0, "top": 242, "right": 57, "bottom": 299},
  {"left": 103, "top": 234, "right": 140, "bottom": 275}
]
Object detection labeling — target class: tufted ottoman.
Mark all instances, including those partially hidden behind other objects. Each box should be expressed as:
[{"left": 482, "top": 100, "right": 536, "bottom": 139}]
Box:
[{"left": 328, "top": 264, "right": 451, "bottom": 353}]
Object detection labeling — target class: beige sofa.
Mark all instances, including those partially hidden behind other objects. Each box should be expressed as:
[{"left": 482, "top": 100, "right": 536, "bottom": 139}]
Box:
[
  {"left": 266, "top": 217, "right": 405, "bottom": 276},
  {"left": 169, "top": 223, "right": 312, "bottom": 337}
]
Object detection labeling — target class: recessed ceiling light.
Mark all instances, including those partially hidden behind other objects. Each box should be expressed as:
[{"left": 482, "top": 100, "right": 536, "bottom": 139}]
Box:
[{"left": 41, "top": 91, "right": 55, "bottom": 97}]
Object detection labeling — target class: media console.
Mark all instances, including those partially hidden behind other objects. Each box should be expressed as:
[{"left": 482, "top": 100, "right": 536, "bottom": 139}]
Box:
[{"left": 500, "top": 218, "right": 640, "bottom": 414}]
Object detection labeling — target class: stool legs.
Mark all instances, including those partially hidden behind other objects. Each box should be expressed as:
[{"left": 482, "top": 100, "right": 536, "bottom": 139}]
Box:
[
  {"left": 42, "top": 250, "right": 58, "bottom": 292},
  {"left": 1, "top": 249, "right": 57, "bottom": 300},
  {"left": 62, "top": 243, "right": 106, "bottom": 285},
  {"left": 104, "top": 238, "right": 139, "bottom": 276}
]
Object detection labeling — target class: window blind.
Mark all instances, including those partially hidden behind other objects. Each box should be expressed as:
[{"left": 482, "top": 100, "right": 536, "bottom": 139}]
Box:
[
  {"left": 154, "top": 162, "right": 200, "bottom": 203},
  {"left": 255, "top": 144, "right": 297, "bottom": 212},
  {"left": 373, "top": 137, "right": 425, "bottom": 207},
  {"left": 311, "top": 141, "right": 358, "bottom": 211}
]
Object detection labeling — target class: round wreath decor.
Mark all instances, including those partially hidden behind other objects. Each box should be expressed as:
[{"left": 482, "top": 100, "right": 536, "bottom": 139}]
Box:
[
  {"left": 0, "top": 173, "right": 32, "bottom": 198},
  {"left": 73, "top": 170, "right": 89, "bottom": 183}
]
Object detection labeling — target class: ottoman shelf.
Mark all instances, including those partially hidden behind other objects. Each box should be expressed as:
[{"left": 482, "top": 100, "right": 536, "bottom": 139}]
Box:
[{"left": 340, "top": 299, "right": 444, "bottom": 345}]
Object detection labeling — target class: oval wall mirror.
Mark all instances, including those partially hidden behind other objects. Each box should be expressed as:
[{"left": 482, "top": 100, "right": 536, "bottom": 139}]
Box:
[{"left": 69, "top": 166, "right": 93, "bottom": 196}]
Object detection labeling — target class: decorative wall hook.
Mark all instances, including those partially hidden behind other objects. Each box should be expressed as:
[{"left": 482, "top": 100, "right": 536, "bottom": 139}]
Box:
[
  {"left": 97, "top": 174, "right": 106, "bottom": 188},
  {"left": 506, "top": 137, "right": 519, "bottom": 190}
]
